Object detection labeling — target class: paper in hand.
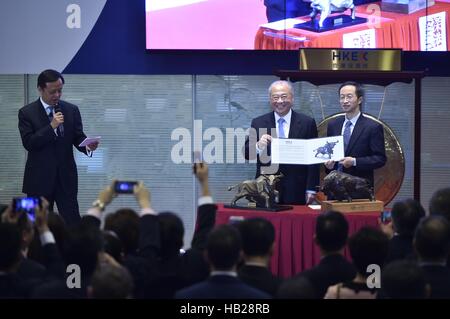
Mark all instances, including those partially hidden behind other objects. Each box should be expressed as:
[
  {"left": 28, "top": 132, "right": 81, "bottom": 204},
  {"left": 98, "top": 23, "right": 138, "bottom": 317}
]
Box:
[{"left": 79, "top": 136, "right": 101, "bottom": 147}]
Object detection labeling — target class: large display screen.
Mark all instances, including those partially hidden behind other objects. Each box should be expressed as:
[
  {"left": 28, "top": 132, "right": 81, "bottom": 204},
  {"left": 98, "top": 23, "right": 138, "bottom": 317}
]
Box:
[{"left": 146, "top": 0, "right": 450, "bottom": 51}]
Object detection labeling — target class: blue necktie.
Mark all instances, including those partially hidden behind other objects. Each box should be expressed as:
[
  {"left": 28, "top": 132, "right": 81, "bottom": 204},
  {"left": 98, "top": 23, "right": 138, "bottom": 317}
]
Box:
[
  {"left": 278, "top": 118, "right": 286, "bottom": 138},
  {"left": 47, "top": 106, "right": 54, "bottom": 122},
  {"left": 343, "top": 121, "right": 352, "bottom": 151},
  {"left": 338, "top": 121, "right": 352, "bottom": 172}
]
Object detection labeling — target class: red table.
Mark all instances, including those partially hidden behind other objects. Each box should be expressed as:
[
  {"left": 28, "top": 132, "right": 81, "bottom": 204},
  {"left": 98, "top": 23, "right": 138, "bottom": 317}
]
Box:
[
  {"left": 255, "top": 1, "right": 450, "bottom": 50},
  {"left": 215, "top": 204, "right": 379, "bottom": 278}
]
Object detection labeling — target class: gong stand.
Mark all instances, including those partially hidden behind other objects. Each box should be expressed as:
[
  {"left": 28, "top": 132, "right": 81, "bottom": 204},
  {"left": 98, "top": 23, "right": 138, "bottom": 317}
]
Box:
[{"left": 274, "top": 70, "right": 426, "bottom": 202}]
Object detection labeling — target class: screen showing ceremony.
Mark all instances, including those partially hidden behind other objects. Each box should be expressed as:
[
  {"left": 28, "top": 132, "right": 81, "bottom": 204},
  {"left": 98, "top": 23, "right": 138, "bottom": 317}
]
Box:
[{"left": 145, "top": 0, "right": 450, "bottom": 51}]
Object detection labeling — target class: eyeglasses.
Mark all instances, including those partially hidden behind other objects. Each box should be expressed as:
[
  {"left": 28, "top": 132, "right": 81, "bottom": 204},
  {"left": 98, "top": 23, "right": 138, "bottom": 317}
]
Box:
[
  {"left": 271, "top": 94, "right": 289, "bottom": 102},
  {"left": 340, "top": 94, "right": 356, "bottom": 101}
]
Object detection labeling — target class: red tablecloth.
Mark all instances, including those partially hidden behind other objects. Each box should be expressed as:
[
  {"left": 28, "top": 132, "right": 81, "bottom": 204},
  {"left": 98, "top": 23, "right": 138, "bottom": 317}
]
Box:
[
  {"left": 215, "top": 204, "right": 379, "bottom": 278},
  {"left": 255, "top": 1, "right": 450, "bottom": 50}
]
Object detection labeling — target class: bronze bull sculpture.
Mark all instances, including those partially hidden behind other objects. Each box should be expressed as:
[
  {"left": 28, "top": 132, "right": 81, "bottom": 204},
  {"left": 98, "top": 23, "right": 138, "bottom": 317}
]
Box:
[
  {"left": 314, "top": 140, "right": 339, "bottom": 159},
  {"left": 310, "top": 0, "right": 356, "bottom": 28},
  {"left": 228, "top": 174, "right": 283, "bottom": 208},
  {"left": 321, "top": 170, "right": 374, "bottom": 202}
]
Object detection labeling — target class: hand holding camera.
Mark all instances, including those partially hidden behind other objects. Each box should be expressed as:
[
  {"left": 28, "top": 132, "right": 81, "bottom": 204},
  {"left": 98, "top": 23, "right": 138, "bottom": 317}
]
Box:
[{"left": 12, "top": 196, "right": 42, "bottom": 223}]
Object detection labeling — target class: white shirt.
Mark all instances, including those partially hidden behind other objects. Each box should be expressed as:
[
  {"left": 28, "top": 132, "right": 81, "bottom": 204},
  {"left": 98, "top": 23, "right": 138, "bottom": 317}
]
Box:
[
  {"left": 274, "top": 109, "right": 292, "bottom": 138},
  {"left": 341, "top": 111, "right": 361, "bottom": 136},
  {"left": 341, "top": 112, "right": 361, "bottom": 166}
]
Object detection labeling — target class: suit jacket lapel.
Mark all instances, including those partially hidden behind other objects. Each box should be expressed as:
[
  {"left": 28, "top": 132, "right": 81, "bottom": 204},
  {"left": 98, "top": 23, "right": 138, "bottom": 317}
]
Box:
[
  {"left": 288, "top": 111, "right": 304, "bottom": 138},
  {"left": 265, "top": 112, "right": 276, "bottom": 137},
  {"left": 346, "top": 114, "right": 366, "bottom": 155},
  {"left": 36, "top": 99, "right": 51, "bottom": 125}
]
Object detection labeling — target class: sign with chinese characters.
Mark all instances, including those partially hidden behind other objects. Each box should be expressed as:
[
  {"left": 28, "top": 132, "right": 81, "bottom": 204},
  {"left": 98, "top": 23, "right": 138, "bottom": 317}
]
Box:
[
  {"left": 299, "top": 48, "right": 401, "bottom": 71},
  {"left": 343, "top": 29, "right": 376, "bottom": 49},
  {"left": 419, "top": 11, "right": 447, "bottom": 51}
]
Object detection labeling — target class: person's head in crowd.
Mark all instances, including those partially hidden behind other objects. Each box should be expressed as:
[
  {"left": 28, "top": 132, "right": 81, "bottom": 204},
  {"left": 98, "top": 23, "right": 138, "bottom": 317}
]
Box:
[
  {"left": 414, "top": 215, "right": 450, "bottom": 262},
  {"left": 348, "top": 226, "right": 389, "bottom": 277},
  {"left": 237, "top": 217, "right": 275, "bottom": 265},
  {"left": 206, "top": 224, "right": 242, "bottom": 271},
  {"left": 429, "top": 187, "right": 450, "bottom": 222},
  {"left": 0, "top": 223, "right": 22, "bottom": 273},
  {"left": 391, "top": 198, "right": 426, "bottom": 236},
  {"left": 158, "top": 212, "right": 184, "bottom": 259},
  {"left": 63, "top": 224, "right": 103, "bottom": 280},
  {"left": 88, "top": 264, "right": 134, "bottom": 299},
  {"left": 37, "top": 69, "right": 65, "bottom": 106},
  {"left": 269, "top": 80, "right": 294, "bottom": 117},
  {"left": 339, "top": 81, "right": 364, "bottom": 115},
  {"left": 315, "top": 210, "right": 349, "bottom": 254},
  {"left": 104, "top": 208, "right": 139, "bottom": 255},
  {"left": 381, "top": 260, "right": 428, "bottom": 299},
  {"left": 102, "top": 230, "right": 125, "bottom": 264},
  {"left": 27, "top": 211, "right": 68, "bottom": 264},
  {"left": 276, "top": 276, "right": 317, "bottom": 299}
]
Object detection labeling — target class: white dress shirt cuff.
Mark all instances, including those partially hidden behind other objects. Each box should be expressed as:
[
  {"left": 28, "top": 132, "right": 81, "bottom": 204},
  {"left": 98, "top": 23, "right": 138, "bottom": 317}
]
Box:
[
  {"left": 198, "top": 196, "right": 214, "bottom": 206},
  {"left": 86, "top": 207, "right": 102, "bottom": 220},
  {"left": 40, "top": 231, "right": 56, "bottom": 245},
  {"left": 140, "top": 207, "right": 157, "bottom": 216}
]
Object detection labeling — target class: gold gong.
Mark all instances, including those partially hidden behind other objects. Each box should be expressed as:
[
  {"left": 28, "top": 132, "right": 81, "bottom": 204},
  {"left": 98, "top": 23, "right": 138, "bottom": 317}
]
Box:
[{"left": 317, "top": 113, "right": 405, "bottom": 206}]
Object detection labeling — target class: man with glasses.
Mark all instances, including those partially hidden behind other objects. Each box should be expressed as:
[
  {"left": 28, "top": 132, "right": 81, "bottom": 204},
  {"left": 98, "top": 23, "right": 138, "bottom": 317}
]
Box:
[
  {"left": 324, "top": 81, "right": 386, "bottom": 188},
  {"left": 244, "top": 80, "right": 319, "bottom": 205}
]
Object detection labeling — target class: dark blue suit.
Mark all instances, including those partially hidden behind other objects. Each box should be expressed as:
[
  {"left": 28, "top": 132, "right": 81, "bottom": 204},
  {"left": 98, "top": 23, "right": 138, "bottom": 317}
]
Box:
[
  {"left": 244, "top": 111, "right": 319, "bottom": 205},
  {"left": 18, "top": 99, "right": 89, "bottom": 225},
  {"left": 326, "top": 114, "right": 386, "bottom": 187},
  {"left": 174, "top": 275, "right": 271, "bottom": 299}
]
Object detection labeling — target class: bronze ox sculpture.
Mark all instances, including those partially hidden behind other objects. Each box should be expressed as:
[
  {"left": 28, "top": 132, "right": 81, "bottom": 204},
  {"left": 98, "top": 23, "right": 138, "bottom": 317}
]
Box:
[
  {"left": 310, "top": 0, "right": 356, "bottom": 28},
  {"left": 321, "top": 170, "right": 374, "bottom": 202},
  {"left": 228, "top": 174, "right": 284, "bottom": 208}
]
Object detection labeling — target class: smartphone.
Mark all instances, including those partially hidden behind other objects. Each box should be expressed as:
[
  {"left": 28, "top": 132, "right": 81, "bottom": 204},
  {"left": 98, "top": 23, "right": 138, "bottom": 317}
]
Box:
[
  {"left": 114, "top": 181, "right": 137, "bottom": 194},
  {"left": 13, "top": 197, "right": 41, "bottom": 223},
  {"left": 380, "top": 211, "right": 392, "bottom": 224}
]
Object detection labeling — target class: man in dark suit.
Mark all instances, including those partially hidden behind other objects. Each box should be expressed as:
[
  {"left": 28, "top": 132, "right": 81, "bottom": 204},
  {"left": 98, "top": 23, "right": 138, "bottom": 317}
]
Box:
[
  {"left": 237, "top": 218, "right": 283, "bottom": 296},
  {"left": 414, "top": 216, "right": 450, "bottom": 299},
  {"left": 282, "top": 210, "right": 356, "bottom": 298},
  {"left": 325, "top": 81, "right": 386, "bottom": 187},
  {"left": 264, "top": 0, "right": 311, "bottom": 22},
  {"left": 18, "top": 69, "right": 99, "bottom": 226},
  {"left": 175, "top": 224, "right": 271, "bottom": 299},
  {"left": 244, "top": 80, "right": 319, "bottom": 205}
]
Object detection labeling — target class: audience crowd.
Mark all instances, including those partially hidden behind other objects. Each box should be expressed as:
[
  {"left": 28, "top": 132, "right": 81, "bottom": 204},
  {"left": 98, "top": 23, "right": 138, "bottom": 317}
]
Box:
[{"left": 1, "top": 165, "right": 450, "bottom": 299}]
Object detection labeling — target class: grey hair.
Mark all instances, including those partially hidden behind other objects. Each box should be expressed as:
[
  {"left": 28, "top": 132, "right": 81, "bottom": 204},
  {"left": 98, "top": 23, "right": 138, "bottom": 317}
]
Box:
[{"left": 268, "top": 80, "right": 293, "bottom": 96}]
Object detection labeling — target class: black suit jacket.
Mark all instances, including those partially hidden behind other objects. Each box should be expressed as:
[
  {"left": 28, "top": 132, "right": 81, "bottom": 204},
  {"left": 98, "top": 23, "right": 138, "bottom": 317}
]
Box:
[
  {"left": 18, "top": 99, "right": 88, "bottom": 197},
  {"left": 297, "top": 254, "right": 357, "bottom": 298},
  {"left": 326, "top": 114, "right": 386, "bottom": 186},
  {"left": 238, "top": 264, "right": 283, "bottom": 296},
  {"left": 421, "top": 265, "right": 450, "bottom": 299},
  {"left": 245, "top": 111, "right": 319, "bottom": 205},
  {"left": 175, "top": 275, "right": 271, "bottom": 299},
  {"left": 385, "top": 234, "right": 416, "bottom": 264}
]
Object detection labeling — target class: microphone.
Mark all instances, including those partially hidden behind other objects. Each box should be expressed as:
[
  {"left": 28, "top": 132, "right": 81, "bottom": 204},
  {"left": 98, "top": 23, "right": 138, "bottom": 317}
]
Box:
[{"left": 54, "top": 104, "right": 64, "bottom": 137}]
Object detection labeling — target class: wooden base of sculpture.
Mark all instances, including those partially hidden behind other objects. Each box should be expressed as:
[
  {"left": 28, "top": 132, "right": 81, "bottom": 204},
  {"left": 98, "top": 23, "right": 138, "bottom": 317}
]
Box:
[{"left": 321, "top": 199, "right": 384, "bottom": 213}]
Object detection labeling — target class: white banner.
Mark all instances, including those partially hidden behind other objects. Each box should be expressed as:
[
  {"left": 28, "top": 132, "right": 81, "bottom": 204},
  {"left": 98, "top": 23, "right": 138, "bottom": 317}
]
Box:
[{"left": 419, "top": 11, "right": 447, "bottom": 51}]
